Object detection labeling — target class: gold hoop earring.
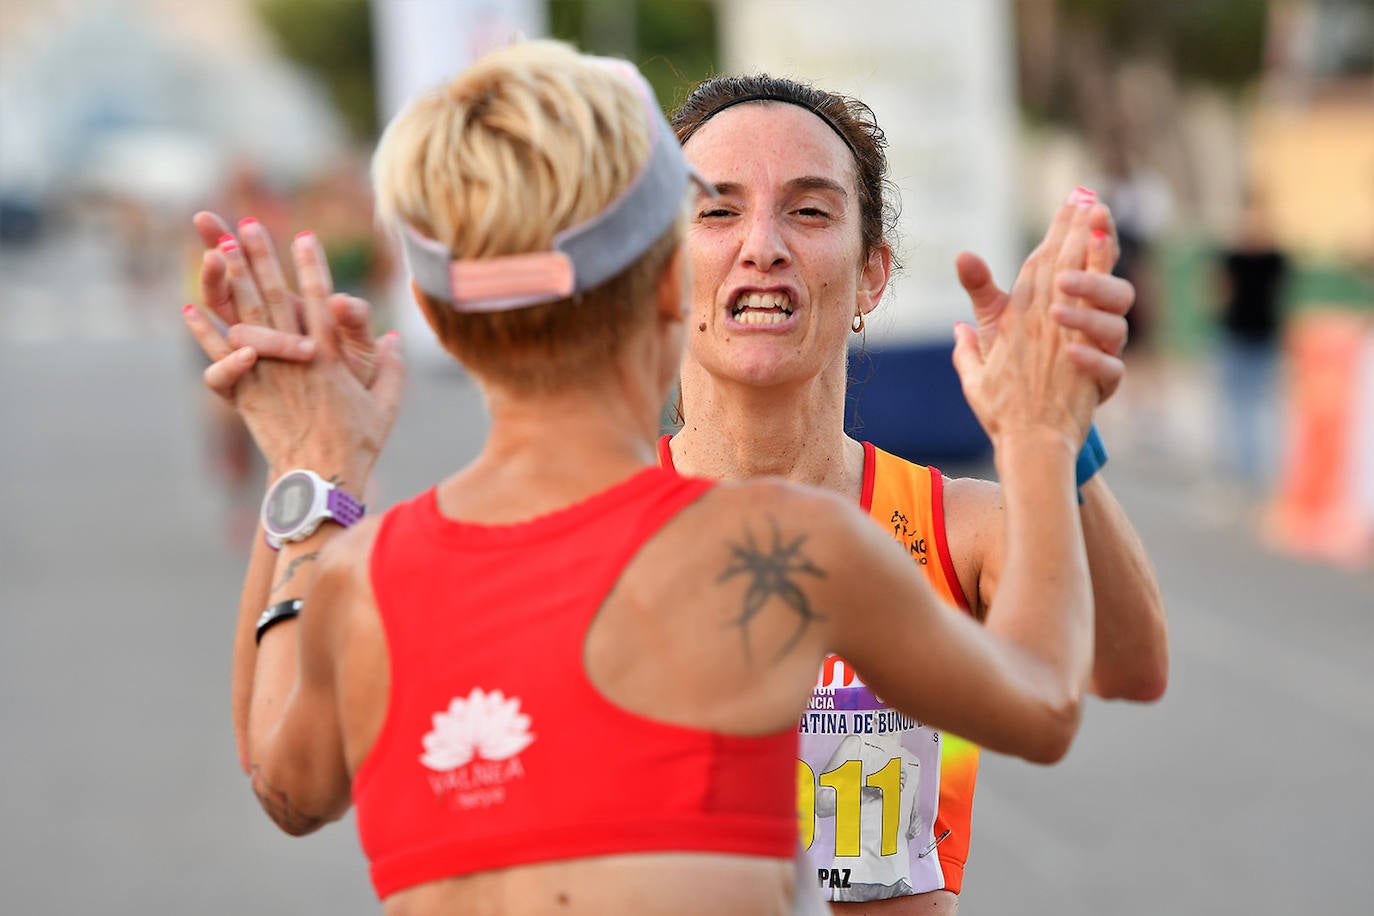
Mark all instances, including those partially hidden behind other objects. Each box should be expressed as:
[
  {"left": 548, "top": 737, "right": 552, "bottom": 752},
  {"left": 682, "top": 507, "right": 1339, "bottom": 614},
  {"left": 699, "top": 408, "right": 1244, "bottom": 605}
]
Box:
[{"left": 851, "top": 311, "right": 865, "bottom": 334}]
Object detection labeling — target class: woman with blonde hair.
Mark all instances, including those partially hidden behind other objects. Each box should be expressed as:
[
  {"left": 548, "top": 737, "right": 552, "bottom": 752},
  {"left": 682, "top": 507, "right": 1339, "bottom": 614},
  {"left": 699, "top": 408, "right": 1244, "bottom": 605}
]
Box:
[{"left": 185, "top": 40, "right": 1117, "bottom": 914}]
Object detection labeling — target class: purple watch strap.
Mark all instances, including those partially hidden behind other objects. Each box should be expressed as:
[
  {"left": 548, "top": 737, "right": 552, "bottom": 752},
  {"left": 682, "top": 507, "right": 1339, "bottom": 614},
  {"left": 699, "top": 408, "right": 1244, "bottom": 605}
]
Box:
[{"left": 327, "top": 486, "right": 366, "bottom": 527}]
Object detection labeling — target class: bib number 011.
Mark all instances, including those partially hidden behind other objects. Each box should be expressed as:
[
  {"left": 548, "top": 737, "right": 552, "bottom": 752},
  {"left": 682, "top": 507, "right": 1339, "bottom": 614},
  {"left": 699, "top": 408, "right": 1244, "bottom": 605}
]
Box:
[{"left": 797, "top": 757, "right": 906, "bottom": 856}]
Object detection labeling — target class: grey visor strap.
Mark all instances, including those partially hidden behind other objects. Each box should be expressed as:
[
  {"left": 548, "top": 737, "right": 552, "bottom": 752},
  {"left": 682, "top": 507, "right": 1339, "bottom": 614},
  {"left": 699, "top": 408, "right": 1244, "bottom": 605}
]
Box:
[{"left": 398, "top": 59, "right": 713, "bottom": 313}]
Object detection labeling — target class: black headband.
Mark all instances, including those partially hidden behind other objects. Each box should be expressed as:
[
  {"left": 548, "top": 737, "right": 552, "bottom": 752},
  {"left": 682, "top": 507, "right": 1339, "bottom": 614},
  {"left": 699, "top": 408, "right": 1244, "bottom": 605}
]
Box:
[{"left": 677, "top": 92, "right": 861, "bottom": 161}]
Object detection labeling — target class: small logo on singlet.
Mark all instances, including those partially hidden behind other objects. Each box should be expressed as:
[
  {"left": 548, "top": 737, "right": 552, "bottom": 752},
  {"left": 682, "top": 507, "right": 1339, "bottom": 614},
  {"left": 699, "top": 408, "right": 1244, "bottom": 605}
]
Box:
[
  {"left": 889, "top": 511, "right": 929, "bottom": 565},
  {"left": 420, "top": 687, "right": 534, "bottom": 810}
]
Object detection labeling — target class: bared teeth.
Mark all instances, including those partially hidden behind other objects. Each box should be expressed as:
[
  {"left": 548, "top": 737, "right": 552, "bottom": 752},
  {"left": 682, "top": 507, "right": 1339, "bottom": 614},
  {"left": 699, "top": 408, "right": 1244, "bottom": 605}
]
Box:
[
  {"left": 736, "top": 309, "right": 791, "bottom": 325},
  {"left": 731, "top": 291, "right": 794, "bottom": 323}
]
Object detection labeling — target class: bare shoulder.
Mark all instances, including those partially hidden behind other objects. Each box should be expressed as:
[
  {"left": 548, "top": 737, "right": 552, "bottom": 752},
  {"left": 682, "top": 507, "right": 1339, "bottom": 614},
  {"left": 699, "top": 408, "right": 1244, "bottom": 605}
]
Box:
[
  {"left": 942, "top": 473, "right": 1002, "bottom": 518},
  {"left": 940, "top": 474, "right": 1004, "bottom": 618}
]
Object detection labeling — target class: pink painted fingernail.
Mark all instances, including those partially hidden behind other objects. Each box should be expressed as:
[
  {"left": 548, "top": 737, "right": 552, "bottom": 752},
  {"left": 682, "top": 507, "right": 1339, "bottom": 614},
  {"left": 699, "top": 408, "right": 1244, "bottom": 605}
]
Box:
[
  {"left": 295, "top": 231, "right": 314, "bottom": 244},
  {"left": 1069, "top": 186, "right": 1096, "bottom": 207},
  {"left": 1092, "top": 229, "right": 1108, "bottom": 242},
  {"left": 182, "top": 303, "right": 194, "bottom": 315},
  {"left": 238, "top": 217, "right": 258, "bottom": 230},
  {"left": 219, "top": 234, "right": 238, "bottom": 252}
]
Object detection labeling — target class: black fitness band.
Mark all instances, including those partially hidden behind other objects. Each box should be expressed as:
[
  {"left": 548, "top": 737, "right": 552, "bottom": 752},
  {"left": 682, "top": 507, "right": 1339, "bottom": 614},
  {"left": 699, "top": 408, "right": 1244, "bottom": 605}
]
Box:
[{"left": 255, "top": 599, "right": 303, "bottom": 644}]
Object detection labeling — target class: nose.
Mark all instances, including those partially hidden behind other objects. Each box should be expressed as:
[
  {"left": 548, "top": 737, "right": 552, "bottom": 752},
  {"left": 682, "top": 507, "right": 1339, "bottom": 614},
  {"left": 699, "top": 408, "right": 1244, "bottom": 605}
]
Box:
[{"left": 738, "top": 209, "right": 790, "bottom": 271}]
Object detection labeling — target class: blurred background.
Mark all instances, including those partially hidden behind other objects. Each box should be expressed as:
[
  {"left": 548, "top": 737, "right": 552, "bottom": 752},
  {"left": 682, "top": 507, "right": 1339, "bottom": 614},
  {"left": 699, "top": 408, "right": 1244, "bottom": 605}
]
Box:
[{"left": 2, "top": 1, "right": 1372, "bottom": 913}]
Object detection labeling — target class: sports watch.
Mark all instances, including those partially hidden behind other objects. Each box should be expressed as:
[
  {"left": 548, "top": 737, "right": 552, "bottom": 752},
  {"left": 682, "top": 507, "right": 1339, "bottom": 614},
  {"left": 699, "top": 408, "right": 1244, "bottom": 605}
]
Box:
[{"left": 260, "top": 469, "right": 365, "bottom": 550}]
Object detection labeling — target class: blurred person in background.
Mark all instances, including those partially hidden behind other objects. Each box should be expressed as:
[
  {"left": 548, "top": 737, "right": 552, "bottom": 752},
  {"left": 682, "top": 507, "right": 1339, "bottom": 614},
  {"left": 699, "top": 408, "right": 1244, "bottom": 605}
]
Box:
[
  {"left": 1213, "top": 191, "right": 1289, "bottom": 497},
  {"left": 295, "top": 154, "right": 396, "bottom": 305},
  {"left": 1097, "top": 134, "right": 1176, "bottom": 453},
  {"left": 188, "top": 66, "right": 1169, "bottom": 916},
  {"left": 182, "top": 40, "right": 1120, "bottom": 915}
]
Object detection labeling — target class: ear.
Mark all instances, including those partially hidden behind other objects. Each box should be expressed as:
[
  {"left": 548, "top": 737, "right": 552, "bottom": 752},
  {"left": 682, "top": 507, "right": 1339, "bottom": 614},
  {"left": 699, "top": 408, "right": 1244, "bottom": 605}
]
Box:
[
  {"left": 654, "top": 242, "right": 690, "bottom": 323},
  {"left": 857, "top": 243, "right": 891, "bottom": 316}
]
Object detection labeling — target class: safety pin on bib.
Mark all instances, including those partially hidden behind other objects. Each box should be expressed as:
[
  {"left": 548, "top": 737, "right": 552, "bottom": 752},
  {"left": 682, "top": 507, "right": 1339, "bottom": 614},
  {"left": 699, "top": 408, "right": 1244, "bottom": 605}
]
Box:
[{"left": 918, "top": 829, "right": 952, "bottom": 859}]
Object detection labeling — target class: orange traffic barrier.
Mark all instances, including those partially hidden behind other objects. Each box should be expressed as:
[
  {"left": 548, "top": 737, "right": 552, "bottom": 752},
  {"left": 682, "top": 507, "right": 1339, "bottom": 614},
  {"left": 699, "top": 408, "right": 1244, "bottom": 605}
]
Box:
[{"left": 1264, "top": 310, "right": 1374, "bottom": 567}]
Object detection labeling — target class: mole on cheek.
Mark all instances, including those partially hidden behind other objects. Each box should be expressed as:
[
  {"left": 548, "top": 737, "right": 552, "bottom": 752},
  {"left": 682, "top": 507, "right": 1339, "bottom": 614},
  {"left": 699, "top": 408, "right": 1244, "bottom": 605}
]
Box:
[{"left": 698, "top": 322, "right": 707, "bottom": 332}]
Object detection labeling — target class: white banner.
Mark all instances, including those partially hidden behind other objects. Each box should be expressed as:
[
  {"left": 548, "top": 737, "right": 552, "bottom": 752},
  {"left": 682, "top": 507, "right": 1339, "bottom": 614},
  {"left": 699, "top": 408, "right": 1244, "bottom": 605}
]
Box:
[
  {"left": 716, "top": 0, "right": 1018, "bottom": 345},
  {"left": 370, "top": 0, "right": 548, "bottom": 364}
]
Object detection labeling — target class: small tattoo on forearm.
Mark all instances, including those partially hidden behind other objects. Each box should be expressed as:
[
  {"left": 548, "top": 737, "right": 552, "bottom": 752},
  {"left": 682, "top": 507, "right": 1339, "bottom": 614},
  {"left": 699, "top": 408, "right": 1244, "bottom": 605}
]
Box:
[
  {"left": 718, "top": 515, "right": 826, "bottom": 663},
  {"left": 272, "top": 551, "right": 319, "bottom": 592},
  {"left": 250, "top": 764, "right": 325, "bottom": 835}
]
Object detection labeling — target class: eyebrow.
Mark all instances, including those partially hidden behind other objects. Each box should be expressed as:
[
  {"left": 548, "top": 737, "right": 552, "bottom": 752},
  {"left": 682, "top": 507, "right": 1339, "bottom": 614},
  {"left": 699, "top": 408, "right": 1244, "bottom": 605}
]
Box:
[{"left": 707, "top": 177, "right": 850, "bottom": 199}]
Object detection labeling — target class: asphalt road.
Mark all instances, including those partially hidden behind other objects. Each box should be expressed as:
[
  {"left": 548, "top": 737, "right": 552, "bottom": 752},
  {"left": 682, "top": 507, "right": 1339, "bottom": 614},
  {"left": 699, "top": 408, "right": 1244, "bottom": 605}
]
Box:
[{"left": 3, "top": 329, "right": 1371, "bottom": 915}]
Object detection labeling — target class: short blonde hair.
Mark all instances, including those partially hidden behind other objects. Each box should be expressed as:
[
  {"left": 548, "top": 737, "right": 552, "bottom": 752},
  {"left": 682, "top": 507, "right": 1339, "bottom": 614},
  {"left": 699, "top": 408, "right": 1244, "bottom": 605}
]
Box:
[{"left": 372, "top": 40, "right": 680, "bottom": 391}]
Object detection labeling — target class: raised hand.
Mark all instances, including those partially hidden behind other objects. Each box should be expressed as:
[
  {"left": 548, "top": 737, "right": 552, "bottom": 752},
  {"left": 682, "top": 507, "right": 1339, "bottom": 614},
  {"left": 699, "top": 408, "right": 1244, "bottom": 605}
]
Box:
[
  {"left": 951, "top": 190, "right": 1113, "bottom": 449},
  {"left": 184, "top": 226, "right": 404, "bottom": 480},
  {"left": 186, "top": 212, "right": 382, "bottom": 399},
  {"left": 955, "top": 188, "right": 1132, "bottom": 404},
  {"left": 244, "top": 231, "right": 402, "bottom": 479}
]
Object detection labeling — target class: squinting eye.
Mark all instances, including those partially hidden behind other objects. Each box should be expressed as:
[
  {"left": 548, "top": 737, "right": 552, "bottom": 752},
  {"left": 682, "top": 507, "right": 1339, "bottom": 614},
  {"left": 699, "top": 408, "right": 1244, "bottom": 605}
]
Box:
[
  {"left": 796, "top": 208, "right": 831, "bottom": 219},
  {"left": 698, "top": 208, "right": 734, "bottom": 219}
]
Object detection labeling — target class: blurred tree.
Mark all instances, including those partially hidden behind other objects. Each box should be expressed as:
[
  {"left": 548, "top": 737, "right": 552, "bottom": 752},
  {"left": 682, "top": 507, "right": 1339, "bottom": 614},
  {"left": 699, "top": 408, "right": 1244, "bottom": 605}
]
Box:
[
  {"left": 254, "top": 0, "right": 377, "bottom": 143},
  {"left": 1065, "top": 0, "right": 1271, "bottom": 87},
  {"left": 549, "top": 0, "right": 718, "bottom": 109},
  {"left": 1020, "top": 0, "right": 1271, "bottom": 127}
]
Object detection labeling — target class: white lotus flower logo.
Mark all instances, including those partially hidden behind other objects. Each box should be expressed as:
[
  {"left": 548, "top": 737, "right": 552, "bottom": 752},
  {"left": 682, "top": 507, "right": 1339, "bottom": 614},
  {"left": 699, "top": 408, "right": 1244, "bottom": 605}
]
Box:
[{"left": 419, "top": 687, "right": 535, "bottom": 772}]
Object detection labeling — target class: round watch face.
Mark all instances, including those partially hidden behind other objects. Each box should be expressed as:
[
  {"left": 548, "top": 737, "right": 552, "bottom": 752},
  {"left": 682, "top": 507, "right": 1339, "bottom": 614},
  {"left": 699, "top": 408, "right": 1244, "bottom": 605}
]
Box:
[{"left": 265, "top": 472, "right": 317, "bottom": 535}]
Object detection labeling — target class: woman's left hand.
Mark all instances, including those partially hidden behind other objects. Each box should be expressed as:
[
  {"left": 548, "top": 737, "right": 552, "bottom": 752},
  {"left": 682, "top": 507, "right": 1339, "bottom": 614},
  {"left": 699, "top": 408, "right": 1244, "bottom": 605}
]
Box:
[{"left": 955, "top": 197, "right": 1133, "bottom": 402}]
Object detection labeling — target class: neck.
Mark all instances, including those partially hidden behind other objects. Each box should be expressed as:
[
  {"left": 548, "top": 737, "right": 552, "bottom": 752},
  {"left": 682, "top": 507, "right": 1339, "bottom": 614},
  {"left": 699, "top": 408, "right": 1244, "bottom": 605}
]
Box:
[
  {"left": 484, "top": 386, "right": 659, "bottom": 471},
  {"left": 671, "top": 358, "right": 863, "bottom": 497},
  {"left": 446, "top": 362, "right": 664, "bottom": 523}
]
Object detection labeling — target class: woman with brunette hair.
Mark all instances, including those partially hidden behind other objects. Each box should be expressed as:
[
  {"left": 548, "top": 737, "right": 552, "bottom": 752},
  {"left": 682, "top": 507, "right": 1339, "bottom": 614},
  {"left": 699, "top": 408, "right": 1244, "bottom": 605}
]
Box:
[
  {"left": 184, "top": 41, "right": 1119, "bottom": 915},
  {"left": 658, "top": 74, "right": 1168, "bottom": 911}
]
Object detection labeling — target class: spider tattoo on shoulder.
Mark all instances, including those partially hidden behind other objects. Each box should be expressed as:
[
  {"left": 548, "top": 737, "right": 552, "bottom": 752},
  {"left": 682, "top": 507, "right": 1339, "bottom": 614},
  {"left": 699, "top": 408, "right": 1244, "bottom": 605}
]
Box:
[{"left": 718, "top": 515, "right": 827, "bottom": 663}]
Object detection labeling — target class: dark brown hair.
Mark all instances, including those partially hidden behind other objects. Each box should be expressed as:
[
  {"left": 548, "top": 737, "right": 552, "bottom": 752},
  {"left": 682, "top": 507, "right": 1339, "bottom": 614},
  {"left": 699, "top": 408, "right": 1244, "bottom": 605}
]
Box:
[{"left": 670, "top": 74, "right": 901, "bottom": 268}]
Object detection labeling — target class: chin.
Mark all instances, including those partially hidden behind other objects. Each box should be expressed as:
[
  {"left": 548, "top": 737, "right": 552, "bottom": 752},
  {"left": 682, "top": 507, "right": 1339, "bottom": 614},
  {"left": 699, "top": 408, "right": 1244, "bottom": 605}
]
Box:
[{"left": 721, "top": 355, "right": 814, "bottom": 390}]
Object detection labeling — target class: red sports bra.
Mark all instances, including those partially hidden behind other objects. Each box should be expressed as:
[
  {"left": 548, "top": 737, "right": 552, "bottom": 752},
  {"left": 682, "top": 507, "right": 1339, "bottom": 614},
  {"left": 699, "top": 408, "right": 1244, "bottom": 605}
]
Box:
[{"left": 352, "top": 467, "right": 798, "bottom": 899}]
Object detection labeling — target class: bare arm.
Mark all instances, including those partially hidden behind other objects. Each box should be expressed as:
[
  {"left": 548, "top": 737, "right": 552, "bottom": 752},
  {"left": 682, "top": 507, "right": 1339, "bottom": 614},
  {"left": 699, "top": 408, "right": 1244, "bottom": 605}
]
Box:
[
  {"left": 230, "top": 533, "right": 280, "bottom": 772},
  {"left": 244, "top": 533, "right": 353, "bottom": 835},
  {"left": 1078, "top": 476, "right": 1168, "bottom": 699},
  {"left": 953, "top": 193, "right": 1168, "bottom": 702},
  {"left": 188, "top": 215, "right": 389, "bottom": 765},
  {"left": 947, "top": 473, "right": 1167, "bottom": 702},
  {"left": 182, "top": 223, "right": 403, "bottom": 819},
  {"left": 820, "top": 432, "right": 1088, "bottom": 764},
  {"left": 821, "top": 193, "right": 1105, "bottom": 763}
]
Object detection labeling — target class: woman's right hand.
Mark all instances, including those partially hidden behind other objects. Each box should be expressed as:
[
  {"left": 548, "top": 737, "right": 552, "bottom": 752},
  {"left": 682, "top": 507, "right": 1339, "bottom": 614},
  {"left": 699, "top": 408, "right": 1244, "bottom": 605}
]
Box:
[
  {"left": 951, "top": 190, "right": 1115, "bottom": 453},
  {"left": 183, "top": 222, "right": 404, "bottom": 482},
  {"left": 187, "top": 211, "right": 382, "bottom": 401}
]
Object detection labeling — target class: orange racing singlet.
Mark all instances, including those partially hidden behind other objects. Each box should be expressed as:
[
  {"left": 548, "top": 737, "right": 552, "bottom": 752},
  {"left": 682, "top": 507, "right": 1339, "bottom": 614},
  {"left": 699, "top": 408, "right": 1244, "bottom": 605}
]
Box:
[{"left": 657, "top": 437, "right": 980, "bottom": 901}]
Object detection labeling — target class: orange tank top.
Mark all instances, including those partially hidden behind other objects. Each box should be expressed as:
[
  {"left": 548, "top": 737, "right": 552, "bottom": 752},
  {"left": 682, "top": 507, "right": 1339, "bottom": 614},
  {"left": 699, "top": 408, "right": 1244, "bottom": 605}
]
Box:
[{"left": 658, "top": 437, "right": 980, "bottom": 899}]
